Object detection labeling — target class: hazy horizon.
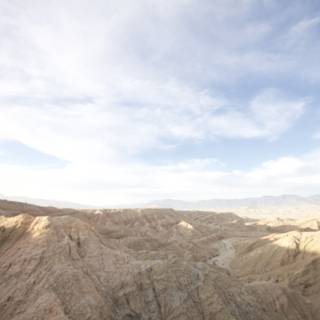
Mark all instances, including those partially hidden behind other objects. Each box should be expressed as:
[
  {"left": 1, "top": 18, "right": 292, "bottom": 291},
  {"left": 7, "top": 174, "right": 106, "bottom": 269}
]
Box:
[{"left": 2, "top": 192, "right": 320, "bottom": 209}]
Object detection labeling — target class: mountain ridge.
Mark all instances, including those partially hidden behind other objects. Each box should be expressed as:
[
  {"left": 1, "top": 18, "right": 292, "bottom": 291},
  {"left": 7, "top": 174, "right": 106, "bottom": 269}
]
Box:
[{"left": 141, "top": 194, "right": 320, "bottom": 218}]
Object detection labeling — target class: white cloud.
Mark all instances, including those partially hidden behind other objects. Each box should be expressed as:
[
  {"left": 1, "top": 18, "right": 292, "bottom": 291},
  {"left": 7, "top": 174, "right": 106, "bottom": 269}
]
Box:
[
  {"left": 1, "top": 151, "right": 320, "bottom": 205},
  {"left": 206, "top": 89, "right": 307, "bottom": 140},
  {"left": 250, "top": 89, "right": 307, "bottom": 139},
  {"left": 208, "top": 110, "right": 262, "bottom": 139},
  {"left": 290, "top": 17, "right": 320, "bottom": 35},
  {"left": 0, "top": 0, "right": 317, "bottom": 204},
  {"left": 0, "top": 87, "right": 307, "bottom": 166}
]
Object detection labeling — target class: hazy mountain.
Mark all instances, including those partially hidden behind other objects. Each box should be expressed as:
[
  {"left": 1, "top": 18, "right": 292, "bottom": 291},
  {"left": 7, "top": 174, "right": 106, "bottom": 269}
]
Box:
[
  {"left": 2, "top": 194, "right": 320, "bottom": 218},
  {"left": 145, "top": 195, "right": 315, "bottom": 208},
  {"left": 143, "top": 195, "right": 320, "bottom": 218},
  {"left": 0, "top": 194, "right": 93, "bottom": 209}
]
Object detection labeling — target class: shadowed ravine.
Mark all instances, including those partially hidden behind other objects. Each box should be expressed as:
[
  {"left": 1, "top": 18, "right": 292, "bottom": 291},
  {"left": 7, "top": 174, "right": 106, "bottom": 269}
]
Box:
[{"left": 0, "top": 199, "right": 319, "bottom": 320}]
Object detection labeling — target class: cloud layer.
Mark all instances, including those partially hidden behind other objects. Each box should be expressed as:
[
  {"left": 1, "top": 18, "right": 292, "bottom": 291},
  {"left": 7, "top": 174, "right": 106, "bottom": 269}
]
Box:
[{"left": 0, "top": 0, "right": 319, "bottom": 204}]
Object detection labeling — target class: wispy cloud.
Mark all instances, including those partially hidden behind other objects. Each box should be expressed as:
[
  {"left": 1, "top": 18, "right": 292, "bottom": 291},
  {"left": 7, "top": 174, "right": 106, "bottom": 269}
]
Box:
[
  {"left": 0, "top": 0, "right": 319, "bottom": 203},
  {"left": 290, "top": 16, "right": 320, "bottom": 35},
  {"left": 1, "top": 150, "right": 320, "bottom": 205}
]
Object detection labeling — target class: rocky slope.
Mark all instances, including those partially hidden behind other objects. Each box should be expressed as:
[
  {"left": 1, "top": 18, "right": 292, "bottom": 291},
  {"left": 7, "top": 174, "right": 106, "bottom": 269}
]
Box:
[
  {"left": 231, "top": 218, "right": 320, "bottom": 317},
  {"left": 0, "top": 200, "right": 317, "bottom": 320}
]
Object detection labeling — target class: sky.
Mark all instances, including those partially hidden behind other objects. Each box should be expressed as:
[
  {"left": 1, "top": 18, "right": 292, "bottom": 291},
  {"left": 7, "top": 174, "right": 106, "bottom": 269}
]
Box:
[{"left": 1, "top": 0, "right": 320, "bottom": 206}]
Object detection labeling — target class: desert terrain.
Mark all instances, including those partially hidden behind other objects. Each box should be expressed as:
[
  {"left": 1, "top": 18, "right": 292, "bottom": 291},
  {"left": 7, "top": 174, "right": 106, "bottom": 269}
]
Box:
[{"left": 0, "top": 199, "right": 319, "bottom": 319}]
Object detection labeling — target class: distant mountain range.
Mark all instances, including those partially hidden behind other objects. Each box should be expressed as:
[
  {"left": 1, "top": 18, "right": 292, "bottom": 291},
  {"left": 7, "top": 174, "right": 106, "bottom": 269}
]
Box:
[
  {"left": 1, "top": 194, "right": 320, "bottom": 218},
  {"left": 0, "top": 194, "right": 93, "bottom": 209},
  {"left": 144, "top": 195, "right": 320, "bottom": 209},
  {"left": 142, "top": 195, "right": 320, "bottom": 218}
]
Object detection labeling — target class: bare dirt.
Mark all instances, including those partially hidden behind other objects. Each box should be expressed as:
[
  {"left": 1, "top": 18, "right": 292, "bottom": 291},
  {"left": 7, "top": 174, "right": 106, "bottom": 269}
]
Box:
[{"left": 0, "top": 200, "right": 318, "bottom": 320}]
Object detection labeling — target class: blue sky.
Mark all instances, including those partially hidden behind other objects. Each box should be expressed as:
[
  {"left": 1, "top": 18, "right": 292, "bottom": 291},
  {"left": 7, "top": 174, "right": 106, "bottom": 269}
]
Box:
[{"left": 0, "top": 0, "right": 320, "bottom": 205}]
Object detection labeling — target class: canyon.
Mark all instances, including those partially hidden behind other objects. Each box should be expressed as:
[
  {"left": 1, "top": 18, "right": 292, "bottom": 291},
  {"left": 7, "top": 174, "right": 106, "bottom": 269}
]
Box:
[{"left": 0, "top": 199, "right": 319, "bottom": 319}]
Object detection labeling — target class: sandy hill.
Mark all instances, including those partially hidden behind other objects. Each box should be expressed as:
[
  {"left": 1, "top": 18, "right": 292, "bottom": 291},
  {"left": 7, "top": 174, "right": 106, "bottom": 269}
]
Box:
[
  {"left": 231, "top": 218, "right": 320, "bottom": 316},
  {"left": 0, "top": 199, "right": 318, "bottom": 320}
]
